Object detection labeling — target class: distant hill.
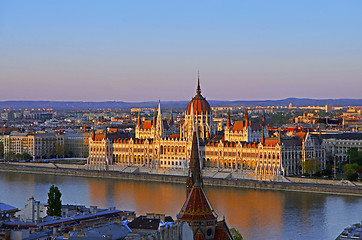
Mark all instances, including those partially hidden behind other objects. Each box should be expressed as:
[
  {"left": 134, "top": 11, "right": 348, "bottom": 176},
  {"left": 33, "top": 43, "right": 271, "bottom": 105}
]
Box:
[{"left": 0, "top": 98, "right": 361, "bottom": 110}]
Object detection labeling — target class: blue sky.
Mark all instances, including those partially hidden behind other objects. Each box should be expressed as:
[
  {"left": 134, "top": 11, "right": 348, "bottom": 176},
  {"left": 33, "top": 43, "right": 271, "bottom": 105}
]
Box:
[{"left": 0, "top": 0, "right": 361, "bottom": 101}]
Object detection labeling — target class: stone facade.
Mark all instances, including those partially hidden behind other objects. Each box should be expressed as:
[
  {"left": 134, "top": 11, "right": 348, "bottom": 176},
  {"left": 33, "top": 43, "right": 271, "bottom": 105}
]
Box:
[{"left": 87, "top": 78, "right": 326, "bottom": 177}]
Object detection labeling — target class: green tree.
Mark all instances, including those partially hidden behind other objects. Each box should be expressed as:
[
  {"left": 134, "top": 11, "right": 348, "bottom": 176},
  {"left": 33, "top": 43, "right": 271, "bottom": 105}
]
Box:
[
  {"left": 22, "top": 153, "right": 32, "bottom": 160},
  {"left": 302, "top": 157, "right": 321, "bottom": 176},
  {"left": 55, "top": 142, "right": 65, "bottom": 158},
  {"left": 47, "top": 185, "right": 62, "bottom": 217},
  {"left": 268, "top": 113, "right": 293, "bottom": 127},
  {"left": 0, "top": 142, "right": 4, "bottom": 158},
  {"left": 230, "top": 228, "right": 243, "bottom": 240},
  {"left": 347, "top": 147, "right": 362, "bottom": 165},
  {"left": 14, "top": 153, "right": 22, "bottom": 160},
  {"left": 4, "top": 152, "right": 15, "bottom": 160},
  {"left": 343, "top": 163, "right": 359, "bottom": 181}
]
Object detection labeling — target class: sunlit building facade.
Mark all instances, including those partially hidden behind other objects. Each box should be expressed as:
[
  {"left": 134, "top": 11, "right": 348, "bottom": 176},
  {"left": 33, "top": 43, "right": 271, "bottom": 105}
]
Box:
[{"left": 87, "top": 76, "right": 326, "bottom": 177}]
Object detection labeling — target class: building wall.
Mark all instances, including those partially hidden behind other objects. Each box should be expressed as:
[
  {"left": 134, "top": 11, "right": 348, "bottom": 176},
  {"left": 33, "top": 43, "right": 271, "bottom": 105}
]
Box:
[
  {"left": 63, "top": 133, "right": 90, "bottom": 158},
  {"left": 324, "top": 138, "right": 362, "bottom": 162},
  {"left": 15, "top": 197, "right": 47, "bottom": 222},
  {"left": 4, "top": 133, "right": 63, "bottom": 159}
]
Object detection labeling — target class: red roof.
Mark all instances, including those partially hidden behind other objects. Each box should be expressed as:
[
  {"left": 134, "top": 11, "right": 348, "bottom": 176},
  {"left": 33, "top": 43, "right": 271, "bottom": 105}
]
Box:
[
  {"left": 177, "top": 184, "right": 217, "bottom": 221},
  {"left": 263, "top": 138, "right": 279, "bottom": 147},
  {"left": 169, "top": 134, "right": 180, "bottom": 139},
  {"left": 141, "top": 120, "right": 153, "bottom": 130},
  {"left": 231, "top": 121, "right": 245, "bottom": 131},
  {"left": 108, "top": 128, "right": 118, "bottom": 133},
  {"left": 295, "top": 132, "right": 307, "bottom": 140},
  {"left": 186, "top": 95, "right": 211, "bottom": 115},
  {"left": 214, "top": 220, "right": 234, "bottom": 240}
]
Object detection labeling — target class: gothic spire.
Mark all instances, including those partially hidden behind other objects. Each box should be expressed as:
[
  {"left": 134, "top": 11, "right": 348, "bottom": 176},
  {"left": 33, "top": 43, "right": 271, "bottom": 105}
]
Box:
[
  {"left": 152, "top": 107, "right": 157, "bottom": 126},
  {"left": 186, "top": 131, "right": 203, "bottom": 196},
  {"left": 137, "top": 111, "right": 141, "bottom": 126},
  {"left": 226, "top": 109, "right": 231, "bottom": 128},
  {"left": 278, "top": 129, "right": 281, "bottom": 143},
  {"left": 170, "top": 108, "right": 173, "bottom": 124},
  {"left": 261, "top": 126, "right": 265, "bottom": 144},
  {"left": 196, "top": 71, "right": 201, "bottom": 95}
]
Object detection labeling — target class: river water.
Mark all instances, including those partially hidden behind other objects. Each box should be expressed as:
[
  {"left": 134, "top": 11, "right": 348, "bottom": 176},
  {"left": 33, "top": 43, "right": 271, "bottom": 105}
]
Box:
[{"left": 0, "top": 172, "right": 361, "bottom": 240}]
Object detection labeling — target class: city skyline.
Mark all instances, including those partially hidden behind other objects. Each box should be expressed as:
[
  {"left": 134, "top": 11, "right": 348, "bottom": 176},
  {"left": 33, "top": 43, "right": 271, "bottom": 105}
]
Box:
[{"left": 1, "top": 1, "right": 362, "bottom": 101}]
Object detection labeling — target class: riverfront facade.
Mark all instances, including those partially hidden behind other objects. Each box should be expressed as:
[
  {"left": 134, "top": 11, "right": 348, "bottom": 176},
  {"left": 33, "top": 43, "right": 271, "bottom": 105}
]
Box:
[{"left": 87, "top": 76, "right": 326, "bottom": 178}]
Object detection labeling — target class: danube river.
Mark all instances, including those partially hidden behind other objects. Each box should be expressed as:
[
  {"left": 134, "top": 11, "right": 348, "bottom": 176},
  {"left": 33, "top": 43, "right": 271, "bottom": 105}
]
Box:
[{"left": 0, "top": 172, "right": 361, "bottom": 239}]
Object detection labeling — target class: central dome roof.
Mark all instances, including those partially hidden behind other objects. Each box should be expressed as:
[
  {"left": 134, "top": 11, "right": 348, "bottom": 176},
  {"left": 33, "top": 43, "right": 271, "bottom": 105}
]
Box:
[{"left": 186, "top": 76, "right": 211, "bottom": 115}]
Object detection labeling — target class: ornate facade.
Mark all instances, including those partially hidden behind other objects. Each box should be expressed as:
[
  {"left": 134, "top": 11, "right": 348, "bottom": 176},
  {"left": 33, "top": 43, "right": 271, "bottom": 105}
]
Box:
[{"left": 87, "top": 75, "right": 326, "bottom": 177}]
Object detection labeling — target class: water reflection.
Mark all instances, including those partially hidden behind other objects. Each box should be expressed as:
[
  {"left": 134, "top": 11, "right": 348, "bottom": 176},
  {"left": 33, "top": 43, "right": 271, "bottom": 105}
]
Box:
[{"left": 0, "top": 172, "right": 361, "bottom": 240}]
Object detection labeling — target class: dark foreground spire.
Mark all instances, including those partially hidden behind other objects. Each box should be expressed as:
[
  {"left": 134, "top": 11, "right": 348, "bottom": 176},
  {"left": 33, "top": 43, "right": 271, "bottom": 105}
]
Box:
[{"left": 186, "top": 131, "right": 203, "bottom": 196}]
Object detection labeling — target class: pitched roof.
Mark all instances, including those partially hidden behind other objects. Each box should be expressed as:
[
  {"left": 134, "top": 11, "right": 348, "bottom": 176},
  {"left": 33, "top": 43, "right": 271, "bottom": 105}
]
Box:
[
  {"left": 231, "top": 121, "right": 245, "bottom": 131},
  {"left": 263, "top": 138, "right": 280, "bottom": 147},
  {"left": 177, "top": 184, "right": 218, "bottom": 221},
  {"left": 169, "top": 134, "right": 180, "bottom": 139},
  {"left": 141, "top": 120, "right": 153, "bottom": 130},
  {"left": 295, "top": 132, "right": 307, "bottom": 140},
  {"left": 214, "top": 220, "right": 234, "bottom": 240}
]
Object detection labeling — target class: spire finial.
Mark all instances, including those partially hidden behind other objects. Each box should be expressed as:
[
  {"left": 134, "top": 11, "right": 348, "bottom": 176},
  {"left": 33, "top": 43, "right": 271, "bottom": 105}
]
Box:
[{"left": 196, "top": 71, "right": 201, "bottom": 95}]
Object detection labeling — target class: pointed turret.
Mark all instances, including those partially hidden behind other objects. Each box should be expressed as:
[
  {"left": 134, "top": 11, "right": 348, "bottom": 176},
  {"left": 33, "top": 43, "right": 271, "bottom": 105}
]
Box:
[
  {"left": 342, "top": 117, "right": 345, "bottom": 129},
  {"left": 178, "top": 129, "right": 218, "bottom": 239},
  {"left": 186, "top": 131, "right": 203, "bottom": 196},
  {"left": 137, "top": 111, "right": 141, "bottom": 126},
  {"left": 91, "top": 129, "right": 95, "bottom": 140},
  {"left": 170, "top": 108, "right": 174, "bottom": 125},
  {"left": 156, "top": 100, "right": 163, "bottom": 140},
  {"left": 261, "top": 124, "right": 265, "bottom": 144},
  {"left": 226, "top": 109, "right": 231, "bottom": 128},
  {"left": 278, "top": 129, "right": 281, "bottom": 143},
  {"left": 157, "top": 100, "right": 161, "bottom": 118},
  {"left": 152, "top": 108, "right": 157, "bottom": 126},
  {"left": 262, "top": 109, "right": 265, "bottom": 126},
  {"left": 244, "top": 108, "right": 249, "bottom": 127},
  {"left": 104, "top": 127, "right": 108, "bottom": 139}
]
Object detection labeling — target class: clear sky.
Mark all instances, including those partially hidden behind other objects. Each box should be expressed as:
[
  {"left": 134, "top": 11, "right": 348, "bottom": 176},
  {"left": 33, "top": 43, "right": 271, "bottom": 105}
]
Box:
[{"left": 0, "top": 0, "right": 361, "bottom": 101}]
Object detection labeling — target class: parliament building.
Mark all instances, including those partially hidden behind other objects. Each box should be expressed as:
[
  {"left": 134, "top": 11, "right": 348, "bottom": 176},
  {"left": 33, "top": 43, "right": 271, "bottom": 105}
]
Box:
[{"left": 88, "top": 76, "right": 326, "bottom": 178}]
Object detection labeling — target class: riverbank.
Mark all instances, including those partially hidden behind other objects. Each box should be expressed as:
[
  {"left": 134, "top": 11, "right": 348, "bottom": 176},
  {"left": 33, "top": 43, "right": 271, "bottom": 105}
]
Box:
[{"left": 0, "top": 162, "right": 361, "bottom": 196}]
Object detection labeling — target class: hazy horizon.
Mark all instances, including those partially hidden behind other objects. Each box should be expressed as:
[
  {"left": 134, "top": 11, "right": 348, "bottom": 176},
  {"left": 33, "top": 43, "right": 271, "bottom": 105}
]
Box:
[
  {"left": 1, "top": 1, "right": 362, "bottom": 101},
  {"left": 1, "top": 97, "right": 362, "bottom": 103}
]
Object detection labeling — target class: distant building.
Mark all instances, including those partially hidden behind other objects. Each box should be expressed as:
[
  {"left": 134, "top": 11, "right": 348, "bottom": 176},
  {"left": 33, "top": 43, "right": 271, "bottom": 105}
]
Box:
[
  {"left": 325, "top": 104, "right": 333, "bottom": 113},
  {"left": 3, "top": 132, "right": 62, "bottom": 159},
  {"left": 322, "top": 133, "right": 362, "bottom": 162},
  {"left": 63, "top": 132, "right": 90, "bottom": 158},
  {"left": 0, "top": 111, "right": 15, "bottom": 121}
]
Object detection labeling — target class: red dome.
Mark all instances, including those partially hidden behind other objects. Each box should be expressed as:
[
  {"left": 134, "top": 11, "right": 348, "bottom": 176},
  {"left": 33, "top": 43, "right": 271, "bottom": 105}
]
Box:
[{"left": 186, "top": 77, "right": 211, "bottom": 115}]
